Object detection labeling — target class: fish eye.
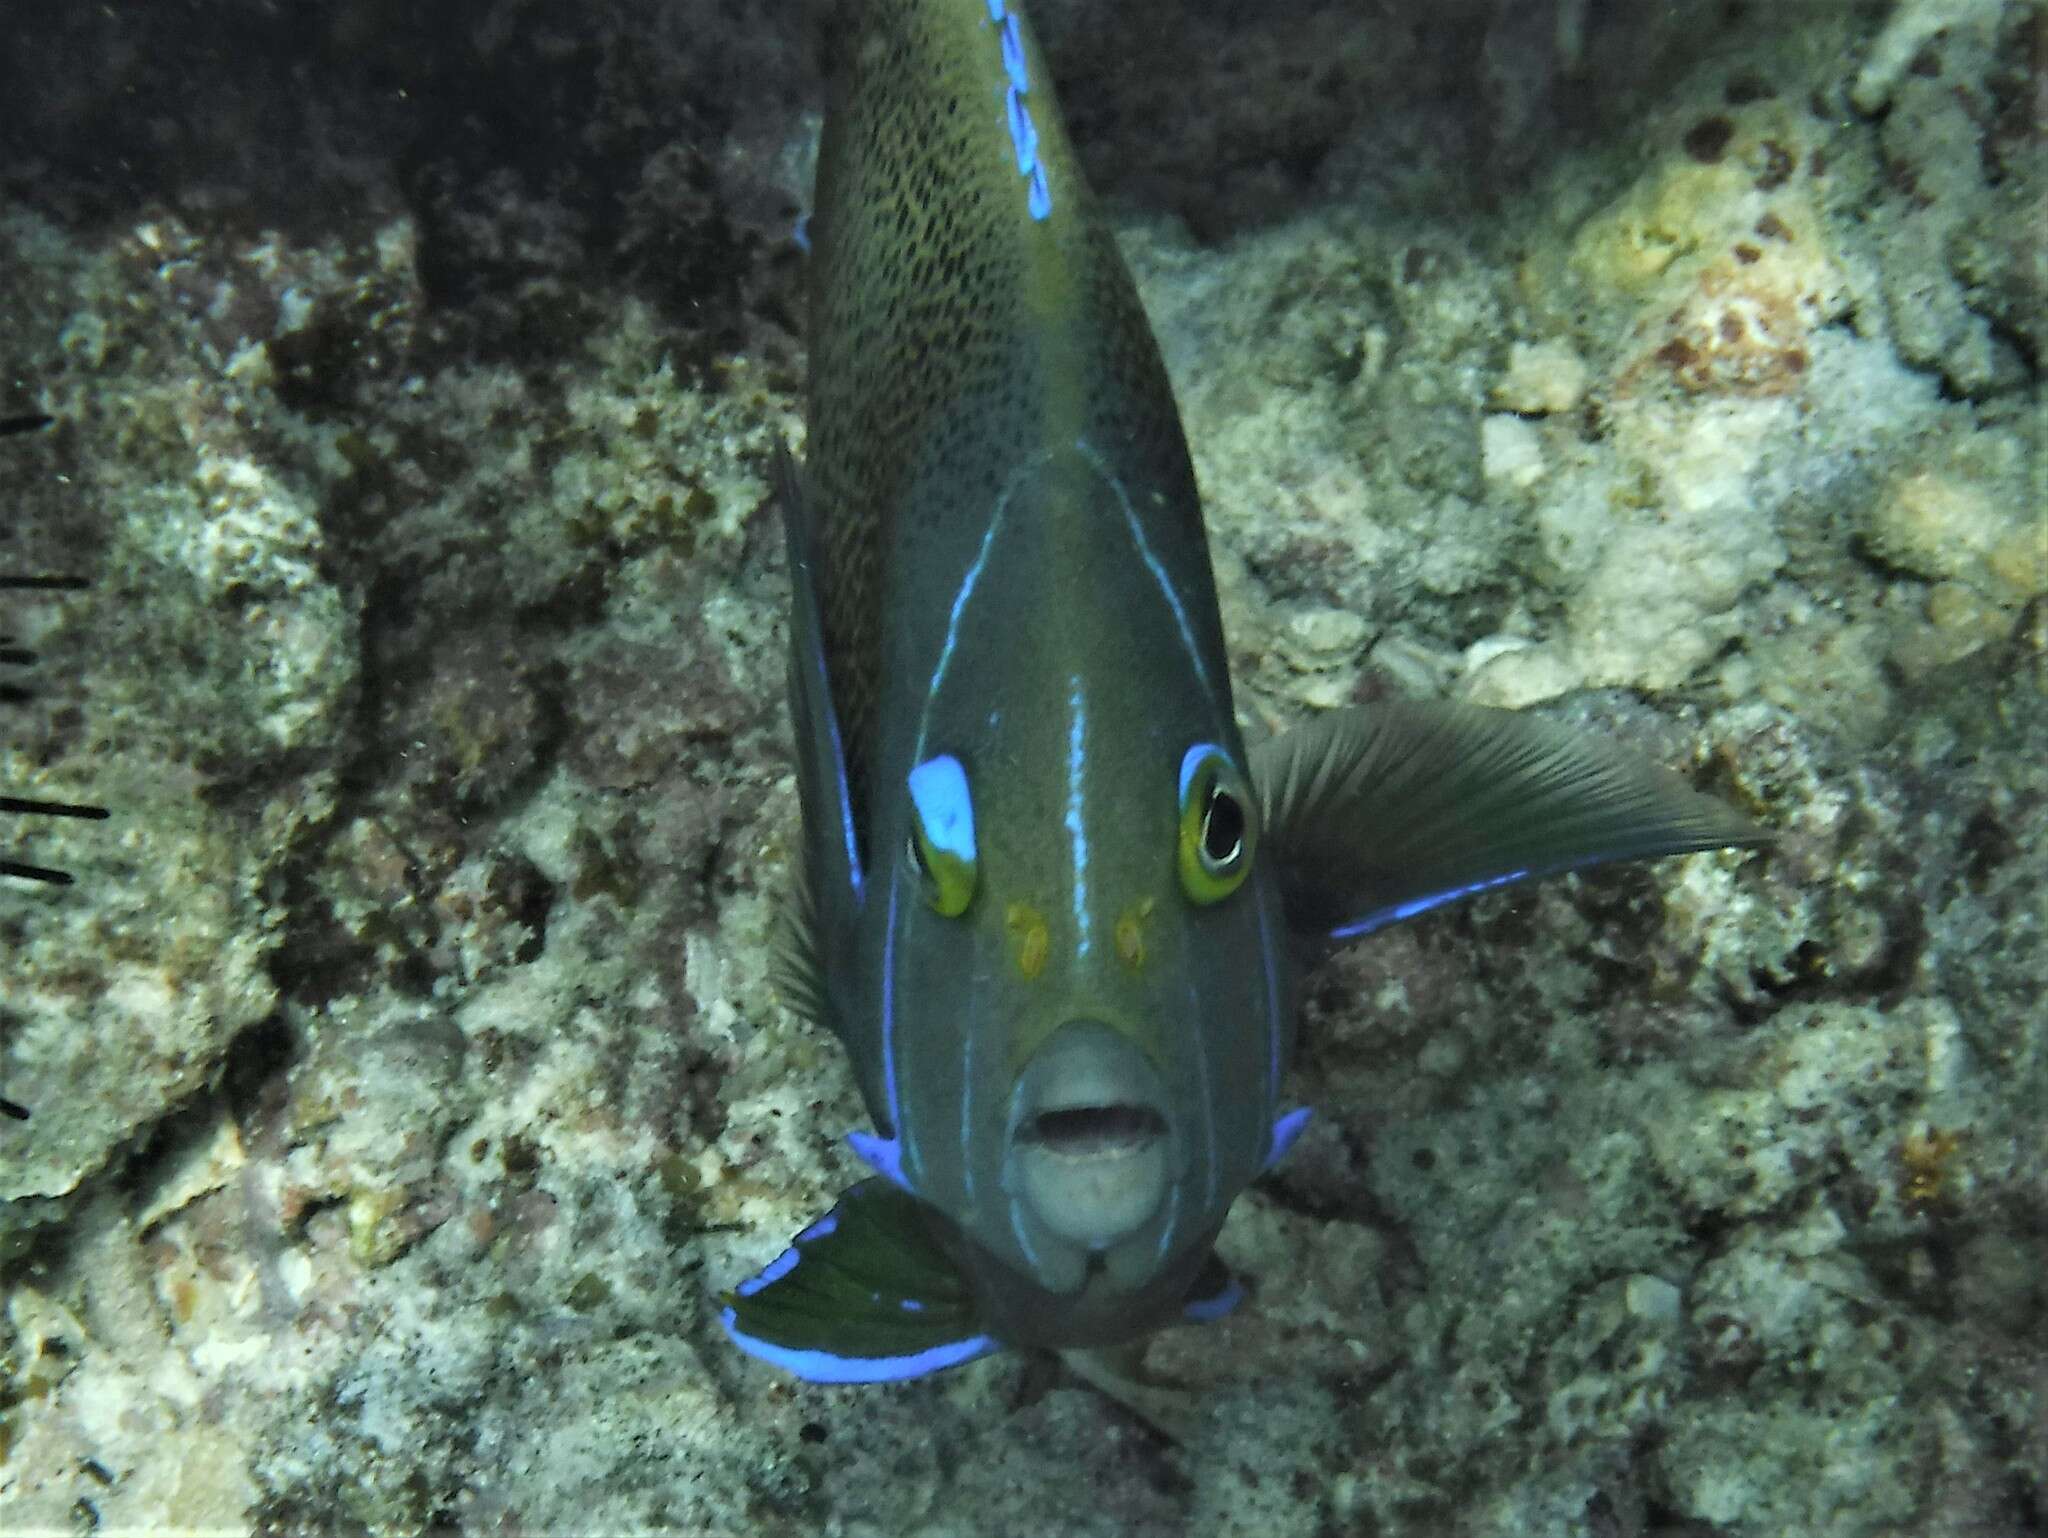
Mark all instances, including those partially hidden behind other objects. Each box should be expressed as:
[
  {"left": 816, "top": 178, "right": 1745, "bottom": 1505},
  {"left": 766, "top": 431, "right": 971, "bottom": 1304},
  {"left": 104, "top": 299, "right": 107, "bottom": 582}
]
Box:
[
  {"left": 1176, "top": 743, "right": 1255, "bottom": 904},
  {"left": 906, "top": 753, "right": 977, "bottom": 917},
  {"left": 1200, "top": 785, "right": 1245, "bottom": 868}
]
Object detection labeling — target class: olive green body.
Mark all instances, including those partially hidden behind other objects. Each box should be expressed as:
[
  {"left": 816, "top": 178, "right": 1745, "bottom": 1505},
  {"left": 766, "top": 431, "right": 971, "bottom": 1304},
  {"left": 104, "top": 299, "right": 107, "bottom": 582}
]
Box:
[
  {"left": 753, "top": 0, "right": 1769, "bottom": 1373},
  {"left": 791, "top": 0, "right": 1294, "bottom": 1345}
]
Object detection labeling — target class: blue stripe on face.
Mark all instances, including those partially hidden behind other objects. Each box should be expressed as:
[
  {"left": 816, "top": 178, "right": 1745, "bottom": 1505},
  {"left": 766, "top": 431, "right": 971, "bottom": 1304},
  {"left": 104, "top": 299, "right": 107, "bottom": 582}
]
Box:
[
  {"left": 1065, "top": 680, "right": 1091, "bottom": 956},
  {"left": 907, "top": 754, "right": 976, "bottom": 867},
  {"left": 1328, "top": 868, "right": 1532, "bottom": 940},
  {"left": 719, "top": 1307, "right": 998, "bottom": 1384},
  {"left": 1077, "top": 440, "right": 1218, "bottom": 705}
]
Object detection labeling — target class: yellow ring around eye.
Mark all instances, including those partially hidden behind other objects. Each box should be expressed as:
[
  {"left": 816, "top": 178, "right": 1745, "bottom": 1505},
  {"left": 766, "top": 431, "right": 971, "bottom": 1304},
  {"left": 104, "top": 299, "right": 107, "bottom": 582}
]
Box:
[
  {"left": 1176, "top": 744, "right": 1255, "bottom": 905},
  {"left": 913, "top": 824, "right": 976, "bottom": 916},
  {"left": 908, "top": 754, "right": 977, "bottom": 917}
]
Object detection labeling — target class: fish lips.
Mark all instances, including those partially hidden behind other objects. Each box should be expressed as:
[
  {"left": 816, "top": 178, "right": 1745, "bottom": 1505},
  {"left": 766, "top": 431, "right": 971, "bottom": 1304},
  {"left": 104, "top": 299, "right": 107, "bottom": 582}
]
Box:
[{"left": 1003, "top": 1020, "right": 1177, "bottom": 1289}]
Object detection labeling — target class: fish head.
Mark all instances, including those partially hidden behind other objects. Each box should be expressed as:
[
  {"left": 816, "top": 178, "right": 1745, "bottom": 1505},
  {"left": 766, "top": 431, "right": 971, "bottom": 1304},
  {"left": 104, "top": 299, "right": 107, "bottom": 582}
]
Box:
[{"left": 860, "top": 447, "right": 1295, "bottom": 1334}]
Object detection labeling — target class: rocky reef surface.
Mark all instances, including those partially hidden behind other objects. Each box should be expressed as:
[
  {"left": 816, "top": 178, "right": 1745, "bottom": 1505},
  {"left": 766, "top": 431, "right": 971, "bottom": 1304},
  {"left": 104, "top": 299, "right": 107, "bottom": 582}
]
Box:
[{"left": 1, "top": 1, "right": 2041, "bottom": 1534}]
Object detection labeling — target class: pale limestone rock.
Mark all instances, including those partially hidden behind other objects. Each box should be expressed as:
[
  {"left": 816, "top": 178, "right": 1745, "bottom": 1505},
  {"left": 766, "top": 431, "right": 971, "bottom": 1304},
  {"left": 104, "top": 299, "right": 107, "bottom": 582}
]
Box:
[
  {"left": 1480, "top": 412, "right": 1546, "bottom": 489},
  {"left": 1851, "top": 0, "right": 2008, "bottom": 113},
  {"left": 1862, "top": 440, "right": 2047, "bottom": 608},
  {"left": 1462, "top": 639, "right": 1580, "bottom": 709},
  {"left": 1491, "top": 339, "right": 1589, "bottom": 415}
]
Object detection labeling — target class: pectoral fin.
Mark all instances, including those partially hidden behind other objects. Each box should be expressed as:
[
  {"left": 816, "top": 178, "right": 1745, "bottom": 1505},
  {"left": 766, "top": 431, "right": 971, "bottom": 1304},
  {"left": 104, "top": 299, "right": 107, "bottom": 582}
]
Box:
[
  {"left": 719, "top": 1179, "right": 998, "bottom": 1384},
  {"left": 1253, "top": 701, "right": 1768, "bottom": 945},
  {"left": 772, "top": 446, "right": 862, "bottom": 1041},
  {"left": 768, "top": 865, "right": 827, "bottom": 1026},
  {"left": 776, "top": 444, "right": 864, "bottom": 918}
]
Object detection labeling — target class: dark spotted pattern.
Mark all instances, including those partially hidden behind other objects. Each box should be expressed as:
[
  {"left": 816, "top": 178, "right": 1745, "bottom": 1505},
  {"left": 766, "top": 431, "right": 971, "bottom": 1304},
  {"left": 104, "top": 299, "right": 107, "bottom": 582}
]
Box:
[{"left": 805, "top": 0, "right": 1209, "bottom": 825}]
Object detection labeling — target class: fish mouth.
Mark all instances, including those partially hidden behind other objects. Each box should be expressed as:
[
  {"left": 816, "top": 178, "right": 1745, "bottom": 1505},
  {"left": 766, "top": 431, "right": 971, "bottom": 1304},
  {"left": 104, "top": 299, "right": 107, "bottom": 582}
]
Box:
[
  {"left": 1017, "top": 1102, "right": 1169, "bottom": 1158},
  {"left": 1007, "top": 1022, "right": 1172, "bottom": 1256}
]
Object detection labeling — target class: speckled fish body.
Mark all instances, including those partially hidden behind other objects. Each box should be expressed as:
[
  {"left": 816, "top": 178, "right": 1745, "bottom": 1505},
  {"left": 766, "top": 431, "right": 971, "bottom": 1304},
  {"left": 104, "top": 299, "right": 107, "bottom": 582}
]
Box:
[
  {"left": 724, "top": 0, "right": 1767, "bottom": 1393},
  {"left": 794, "top": 0, "right": 1287, "bottom": 1345}
]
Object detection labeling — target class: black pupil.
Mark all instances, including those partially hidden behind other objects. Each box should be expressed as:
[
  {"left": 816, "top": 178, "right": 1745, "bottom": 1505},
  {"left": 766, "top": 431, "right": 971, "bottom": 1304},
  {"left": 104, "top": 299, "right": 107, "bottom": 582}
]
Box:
[{"left": 1201, "top": 787, "right": 1244, "bottom": 867}]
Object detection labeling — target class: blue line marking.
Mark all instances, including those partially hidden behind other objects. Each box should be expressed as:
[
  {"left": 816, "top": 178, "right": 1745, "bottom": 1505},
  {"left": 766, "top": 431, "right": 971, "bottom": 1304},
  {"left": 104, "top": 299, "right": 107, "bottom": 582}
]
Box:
[
  {"left": 1065, "top": 680, "right": 1091, "bottom": 956},
  {"left": 720, "top": 1307, "right": 998, "bottom": 1383},
  {"left": 1075, "top": 440, "right": 1218, "bottom": 705},
  {"left": 796, "top": 1212, "right": 838, "bottom": 1244},
  {"left": 1008, "top": 1188, "right": 1049, "bottom": 1276},
  {"left": 792, "top": 212, "right": 811, "bottom": 254},
  {"left": 848, "top": 1129, "right": 910, "bottom": 1191},
  {"left": 1263, "top": 1106, "right": 1313, "bottom": 1172},
  {"left": 1151, "top": 1170, "right": 1183, "bottom": 1266},
  {"left": 829, "top": 699, "right": 863, "bottom": 904},
  {"left": 1254, "top": 873, "right": 1284, "bottom": 1108},
  {"left": 984, "top": 0, "right": 1052, "bottom": 219},
  {"left": 927, "top": 518, "right": 1004, "bottom": 726},
  {"left": 1005, "top": 87, "right": 1038, "bottom": 175},
  {"left": 879, "top": 873, "right": 908, "bottom": 1171},
  {"left": 735, "top": 1245, "right": 801, "bottom": 1297},
  {"left": 791, "top": 520, "right": 864, "bottom": 903},
  {"left": 1183, "top": 1276, "right": 1244, "bottom": 1324},
  {"left": 1329, "top": 868, "right": 1532, "bottom": 941},
  {"left": 1001, "top": 15, "right": 1029, "bottom": 92}
]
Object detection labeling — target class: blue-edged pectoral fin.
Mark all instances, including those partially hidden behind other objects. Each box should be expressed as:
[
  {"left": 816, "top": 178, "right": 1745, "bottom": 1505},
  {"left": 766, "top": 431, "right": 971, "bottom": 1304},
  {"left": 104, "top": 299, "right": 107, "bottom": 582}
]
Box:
[
  {"left": 719, "top": 1180, "right": 1000, "bottom": 1384},
  {"left": 1253, "top": 701, "right": 1769, "bottom": 947}
]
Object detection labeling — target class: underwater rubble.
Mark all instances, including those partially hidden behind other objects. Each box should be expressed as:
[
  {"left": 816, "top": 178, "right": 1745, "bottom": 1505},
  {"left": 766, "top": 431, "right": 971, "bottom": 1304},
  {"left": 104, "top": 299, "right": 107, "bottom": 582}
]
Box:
[{"left": 1, "top": 1, "right": 2041, "bottom": 1534}]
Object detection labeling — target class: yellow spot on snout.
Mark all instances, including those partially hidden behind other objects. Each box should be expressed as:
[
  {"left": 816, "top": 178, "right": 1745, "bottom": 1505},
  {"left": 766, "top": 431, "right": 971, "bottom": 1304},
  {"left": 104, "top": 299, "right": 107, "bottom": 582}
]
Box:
[
  {"left": 1006, "top": 902, "right": 1050, "bottom": 981},
  {"left": 1114, "top": 897, "right": 1154, "bottom": 970}
]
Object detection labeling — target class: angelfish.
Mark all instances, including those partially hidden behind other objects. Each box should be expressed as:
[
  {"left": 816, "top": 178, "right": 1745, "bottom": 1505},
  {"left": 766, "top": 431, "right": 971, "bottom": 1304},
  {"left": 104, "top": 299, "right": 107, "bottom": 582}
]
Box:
[{"left": 720, "top": 0, "right": 1764, "bottom": 1399}]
